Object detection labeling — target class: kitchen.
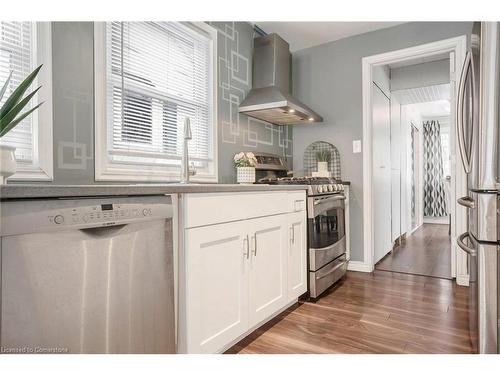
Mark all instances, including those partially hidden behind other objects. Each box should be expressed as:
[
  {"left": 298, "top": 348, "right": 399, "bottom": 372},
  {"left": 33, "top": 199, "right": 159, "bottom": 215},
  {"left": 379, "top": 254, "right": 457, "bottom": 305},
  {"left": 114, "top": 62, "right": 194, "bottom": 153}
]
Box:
[{"left": 0, "top": 1, "right": 499, "bottom": 373}]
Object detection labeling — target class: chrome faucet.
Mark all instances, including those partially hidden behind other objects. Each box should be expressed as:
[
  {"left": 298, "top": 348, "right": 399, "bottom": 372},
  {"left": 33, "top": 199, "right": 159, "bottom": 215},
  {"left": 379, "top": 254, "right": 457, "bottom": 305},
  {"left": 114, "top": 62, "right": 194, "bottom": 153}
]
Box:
[{"left": 180, "top": 117, "right": 196, "bottom": 183}]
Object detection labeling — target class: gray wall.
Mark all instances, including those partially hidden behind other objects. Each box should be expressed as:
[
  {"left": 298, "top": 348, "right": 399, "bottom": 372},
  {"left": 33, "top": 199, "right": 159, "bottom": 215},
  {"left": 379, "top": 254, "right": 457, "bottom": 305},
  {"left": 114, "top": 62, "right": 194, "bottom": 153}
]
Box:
[
  {"left": 291, "top": 22, "right": 473, "bottom": 262},
  {"left": 51, "top": 22, "right": 94, "bottom": 184},
  {"left": 32, "top": 22, "right": 291, "bottom": 185}
]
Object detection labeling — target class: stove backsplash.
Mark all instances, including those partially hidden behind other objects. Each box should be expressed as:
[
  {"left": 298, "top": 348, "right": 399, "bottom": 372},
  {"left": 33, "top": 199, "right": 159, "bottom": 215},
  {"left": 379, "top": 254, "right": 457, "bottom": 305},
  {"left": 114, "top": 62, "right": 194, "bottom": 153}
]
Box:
[
  {"left": 210, "top": 21, "right": 293, "bottom": 184},
  {"left": 302, "top": 141, "right": 341, "bottom": 179}
]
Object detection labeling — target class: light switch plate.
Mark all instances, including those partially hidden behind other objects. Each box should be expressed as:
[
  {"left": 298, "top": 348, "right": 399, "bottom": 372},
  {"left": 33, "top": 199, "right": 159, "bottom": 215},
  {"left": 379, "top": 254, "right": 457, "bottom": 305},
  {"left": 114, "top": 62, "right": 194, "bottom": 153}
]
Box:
[{"left": 353, "top": 140, "right": 362, "bottom": 153}]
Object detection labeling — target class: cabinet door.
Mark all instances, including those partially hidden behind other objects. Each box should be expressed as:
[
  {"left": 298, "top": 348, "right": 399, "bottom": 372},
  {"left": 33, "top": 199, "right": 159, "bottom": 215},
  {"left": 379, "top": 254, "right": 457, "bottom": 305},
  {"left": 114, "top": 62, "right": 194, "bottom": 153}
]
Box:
[
  {"left": 248, "top": 215, "right": 288, "bottom": 327},
  {"left": 185, "top": 221, "right": 249, "bottom": 353},
  {"left": 287, "top": 211, "right": 308, "bottom": 300}
]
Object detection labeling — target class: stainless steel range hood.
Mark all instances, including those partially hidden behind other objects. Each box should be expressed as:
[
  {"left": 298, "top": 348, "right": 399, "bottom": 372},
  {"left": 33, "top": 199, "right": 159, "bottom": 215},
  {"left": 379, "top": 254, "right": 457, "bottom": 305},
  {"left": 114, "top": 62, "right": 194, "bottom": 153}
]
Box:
[{"left": 239, "top": 33, "right": 323, "bottom": 125}]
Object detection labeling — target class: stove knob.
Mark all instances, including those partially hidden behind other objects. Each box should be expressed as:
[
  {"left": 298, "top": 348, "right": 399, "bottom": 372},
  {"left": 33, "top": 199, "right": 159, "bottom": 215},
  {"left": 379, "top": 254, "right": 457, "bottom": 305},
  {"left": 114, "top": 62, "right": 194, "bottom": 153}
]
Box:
[
  {"left": 317, "top": 185, "right": 323, "bottom": 193},
  {"left": 338, "top": 184, "right": 344, "bottom": 191},
  {"left": 328, "top": 184, "right": 333, "bottom": 192},
  {"left": 322, "top": 185, "right": 328, "bottom": 193}
]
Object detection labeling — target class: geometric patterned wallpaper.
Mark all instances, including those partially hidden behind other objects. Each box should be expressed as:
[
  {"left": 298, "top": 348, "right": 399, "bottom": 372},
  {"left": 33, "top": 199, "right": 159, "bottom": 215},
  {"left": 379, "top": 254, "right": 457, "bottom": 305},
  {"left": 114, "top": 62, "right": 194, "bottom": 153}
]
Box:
[
  {"left": 209, "top": 22, "right": 293, "bottom": 157},
  {"left": 48, "top": 22, "right": 293, "bottom": 185},
  {"left": 57, "top": 88, "right": 93, "bottom": 171}
]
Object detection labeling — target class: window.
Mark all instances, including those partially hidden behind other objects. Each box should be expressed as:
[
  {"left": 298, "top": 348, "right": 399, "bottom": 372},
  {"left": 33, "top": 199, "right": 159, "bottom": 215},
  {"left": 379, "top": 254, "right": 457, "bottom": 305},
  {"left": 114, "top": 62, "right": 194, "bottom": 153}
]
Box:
[
  {"left": 0, "top": 22, "right": 53, "bottom": 181},
  {"left": 94, "top": 22, "right": 217, "bottom": 182}
]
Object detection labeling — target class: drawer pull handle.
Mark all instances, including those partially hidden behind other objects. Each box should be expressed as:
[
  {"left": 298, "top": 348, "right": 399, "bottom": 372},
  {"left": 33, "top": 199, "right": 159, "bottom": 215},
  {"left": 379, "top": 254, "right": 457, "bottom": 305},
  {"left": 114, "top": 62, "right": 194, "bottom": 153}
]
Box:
[
  {"left": 252, "top": 233, "right": 257, "bottom": 256},
  {"left": 457, "top": 196, "right": 475, "bottom": 209},
  {"left": 243, "top": 235, "right": 250, "bottom": 259},
  {"left": 457, "top": 232, "right": 477, "bottom": 256},
  {"left": 315, "top": 262, "right": 346, "bottom": 280}
]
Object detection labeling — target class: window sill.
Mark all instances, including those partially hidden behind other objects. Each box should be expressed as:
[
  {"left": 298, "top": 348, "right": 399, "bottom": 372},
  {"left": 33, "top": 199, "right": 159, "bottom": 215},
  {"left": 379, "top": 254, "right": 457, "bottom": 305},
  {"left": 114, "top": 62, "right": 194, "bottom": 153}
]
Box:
[
  {"left": 95, "top": 167, "right": 217, "bottom": 183},
  {"left": 7, "top": 166, "right": 53, "bottom": 182}
]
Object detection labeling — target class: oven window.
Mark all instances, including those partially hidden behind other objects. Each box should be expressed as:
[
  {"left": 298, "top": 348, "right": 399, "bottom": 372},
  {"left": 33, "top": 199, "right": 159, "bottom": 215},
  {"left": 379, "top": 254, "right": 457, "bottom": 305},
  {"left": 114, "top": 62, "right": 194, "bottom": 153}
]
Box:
[{"left": 308, "top": 206, "right": 345, "bottom": 249}]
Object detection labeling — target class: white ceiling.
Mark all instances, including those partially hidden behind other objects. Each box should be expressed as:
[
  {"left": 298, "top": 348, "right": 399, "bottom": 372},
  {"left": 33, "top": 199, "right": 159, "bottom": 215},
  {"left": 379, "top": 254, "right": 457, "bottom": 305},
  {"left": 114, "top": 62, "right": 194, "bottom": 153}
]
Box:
[
  {"left": 411, "top": 100, "right": 451, "bottom": 118},
  {"left": 257, "top": 22, "right": 405, "bottom": 52},
  {"left": 392, "top": 83, "right": 450, "bottom": 105},
  {"left": 392, "top": 83, "right": 451, "bottom": 118}
]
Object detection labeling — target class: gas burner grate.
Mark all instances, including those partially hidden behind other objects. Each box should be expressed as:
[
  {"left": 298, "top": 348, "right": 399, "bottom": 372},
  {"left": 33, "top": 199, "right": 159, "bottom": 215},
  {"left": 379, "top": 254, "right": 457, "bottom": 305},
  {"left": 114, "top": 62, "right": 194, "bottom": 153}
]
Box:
[{"left": 257, "top": 176, "right": 341, "bottom": 185}]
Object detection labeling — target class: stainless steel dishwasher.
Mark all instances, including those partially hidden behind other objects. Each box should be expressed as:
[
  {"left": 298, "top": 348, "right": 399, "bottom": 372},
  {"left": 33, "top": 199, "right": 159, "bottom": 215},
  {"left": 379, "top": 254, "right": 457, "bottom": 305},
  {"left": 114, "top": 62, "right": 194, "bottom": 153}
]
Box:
[{"left": 0, "top": 195, "right": 175, "bottom": 354}]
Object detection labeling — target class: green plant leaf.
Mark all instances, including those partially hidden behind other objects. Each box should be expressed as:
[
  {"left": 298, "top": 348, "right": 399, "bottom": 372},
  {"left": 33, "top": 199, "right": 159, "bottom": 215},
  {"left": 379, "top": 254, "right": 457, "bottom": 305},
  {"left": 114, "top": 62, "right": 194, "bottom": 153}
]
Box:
[
  {"left": 0, "top": 71, "right": 13, "bottom": 103},
  {"left": 0, "top": 102, "right": 43, "bottom": 138},
  {"left": 0, "top": 86, "right": 41, "bottom": 131},
  {"left": 0, "top": 64, "right": 42, "bottom": 120}
]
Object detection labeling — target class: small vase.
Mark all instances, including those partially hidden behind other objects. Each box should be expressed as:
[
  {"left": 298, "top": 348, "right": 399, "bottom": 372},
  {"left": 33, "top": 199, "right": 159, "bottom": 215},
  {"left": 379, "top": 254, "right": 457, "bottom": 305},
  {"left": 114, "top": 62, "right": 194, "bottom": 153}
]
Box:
[
  {"left": 236, "top": 167, "right": 255, "bottom": 184},
  {"left": 317, "top": 161, "right": 328, "bottom": 172},
  {"left": 0, "top": 144, "right": 17, "bottom": 184}
]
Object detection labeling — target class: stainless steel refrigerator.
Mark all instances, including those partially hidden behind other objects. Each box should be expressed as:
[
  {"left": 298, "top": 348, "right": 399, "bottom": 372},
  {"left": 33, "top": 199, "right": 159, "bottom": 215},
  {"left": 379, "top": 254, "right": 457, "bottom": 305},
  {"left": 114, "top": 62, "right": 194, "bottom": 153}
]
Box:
[{"left": 456, "top": 21, "right": 499, "bottom": 354}]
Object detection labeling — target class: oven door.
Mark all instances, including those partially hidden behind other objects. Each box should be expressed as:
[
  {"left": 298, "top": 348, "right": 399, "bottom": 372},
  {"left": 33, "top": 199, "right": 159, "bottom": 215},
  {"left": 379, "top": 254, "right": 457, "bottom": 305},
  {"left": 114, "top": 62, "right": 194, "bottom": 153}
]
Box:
[{"left": 308, "top": 194, "right": 346, "bottom": 271}]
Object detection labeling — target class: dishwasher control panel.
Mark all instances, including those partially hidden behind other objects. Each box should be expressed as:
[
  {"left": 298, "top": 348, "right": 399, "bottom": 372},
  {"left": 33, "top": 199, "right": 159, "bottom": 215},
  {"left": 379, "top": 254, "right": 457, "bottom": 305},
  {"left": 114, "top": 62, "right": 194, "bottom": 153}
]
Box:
[
  {"left": 0, "top": 196, "right": 173, "bottom": 236},
  {"left": 47, "top": 203, "right": 155, "bottom": 226}
]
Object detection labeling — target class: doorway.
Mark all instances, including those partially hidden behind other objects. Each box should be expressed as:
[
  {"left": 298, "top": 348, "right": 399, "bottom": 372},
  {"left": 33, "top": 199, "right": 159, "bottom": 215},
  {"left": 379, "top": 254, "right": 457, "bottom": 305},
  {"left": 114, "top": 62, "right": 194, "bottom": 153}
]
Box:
[{"left": 361, "top": 36, "right": 469, "bottom": 284}]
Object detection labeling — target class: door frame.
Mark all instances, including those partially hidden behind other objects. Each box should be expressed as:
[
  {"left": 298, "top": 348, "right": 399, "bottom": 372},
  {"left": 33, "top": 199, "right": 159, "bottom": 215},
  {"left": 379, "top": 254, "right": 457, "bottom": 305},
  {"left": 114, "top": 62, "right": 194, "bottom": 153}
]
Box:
[{"left": 361, "top": 35, "right": 469, "bottom": 285}]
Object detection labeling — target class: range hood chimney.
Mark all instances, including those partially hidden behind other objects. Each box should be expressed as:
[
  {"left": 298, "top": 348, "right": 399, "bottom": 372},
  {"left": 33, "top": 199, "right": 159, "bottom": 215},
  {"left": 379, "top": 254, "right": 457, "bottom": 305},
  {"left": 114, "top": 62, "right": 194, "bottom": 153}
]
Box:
[{"left": 239, "top": 33, "right": 323, "bottom": 125}]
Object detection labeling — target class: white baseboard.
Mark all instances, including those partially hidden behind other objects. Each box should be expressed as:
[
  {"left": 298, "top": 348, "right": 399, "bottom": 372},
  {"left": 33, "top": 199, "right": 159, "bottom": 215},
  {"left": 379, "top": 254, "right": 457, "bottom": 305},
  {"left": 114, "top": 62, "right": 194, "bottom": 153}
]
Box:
[
  {"left": 456, "top": 274, "right": 470, "bottom": 286},
  {"left": 423, "top": 216, "right": 449, "bottom": 225},
  {"left": 347, "top": 261, "right": 373, "bottom": 273},
  {"left": 410, "top": 223, "right": 423, "bottom": 235}
]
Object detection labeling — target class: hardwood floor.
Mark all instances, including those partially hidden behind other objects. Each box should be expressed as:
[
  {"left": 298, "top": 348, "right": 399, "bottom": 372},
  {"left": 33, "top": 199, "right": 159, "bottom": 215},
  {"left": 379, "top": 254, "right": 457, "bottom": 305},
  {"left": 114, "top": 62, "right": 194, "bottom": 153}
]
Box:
[
  {"left": 375, "top": 224, "right": 452, "bottom": 279},
  {"left": 226, "top": 270, "right": 473, "bottom": 354}
]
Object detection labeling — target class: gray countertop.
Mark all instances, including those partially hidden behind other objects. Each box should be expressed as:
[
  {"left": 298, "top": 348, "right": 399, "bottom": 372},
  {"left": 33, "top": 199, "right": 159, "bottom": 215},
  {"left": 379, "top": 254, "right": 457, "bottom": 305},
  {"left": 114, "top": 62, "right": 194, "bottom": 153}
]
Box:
[{"left": 0, "top": 183, "right": 308, "bottom": 200}]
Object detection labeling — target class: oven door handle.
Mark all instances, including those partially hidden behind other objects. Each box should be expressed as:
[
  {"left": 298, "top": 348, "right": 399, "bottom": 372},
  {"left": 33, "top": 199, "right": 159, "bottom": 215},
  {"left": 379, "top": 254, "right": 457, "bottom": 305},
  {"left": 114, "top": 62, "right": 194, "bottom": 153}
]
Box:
[
  {"left": 313, "top": 194, "right": 346, "bottom": 205},
  {"left": 309, "top": 235, "right": 346, "bottom": 252},
  {"left": 315, "top": 261, "right": 346, "bottom": 280}
]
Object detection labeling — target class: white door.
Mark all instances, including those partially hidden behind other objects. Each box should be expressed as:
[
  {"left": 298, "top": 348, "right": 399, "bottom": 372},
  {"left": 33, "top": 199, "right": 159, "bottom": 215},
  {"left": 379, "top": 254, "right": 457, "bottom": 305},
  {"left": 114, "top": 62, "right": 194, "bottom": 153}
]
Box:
[
  {"left": 185, "top": 221, "right": 249, "bottom": 353},
  {"left": 287, "top": 211, "right": 307, "bottom": 300},
  {"left": 372, "top": 82, "right": 393, "bottom": 264},
  {"left": 390, "top": 96, "right": 402, "bottom": 242},
  {"left": 248, "top": 215, "right": 288, "bottom": 327}
]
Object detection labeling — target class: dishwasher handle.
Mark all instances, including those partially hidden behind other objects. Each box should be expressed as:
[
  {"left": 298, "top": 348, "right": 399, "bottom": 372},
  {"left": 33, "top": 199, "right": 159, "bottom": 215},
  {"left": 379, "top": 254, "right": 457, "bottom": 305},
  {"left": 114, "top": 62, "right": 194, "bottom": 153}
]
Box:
[{"left": 79, "top": 224, "right": 128, "bottom": 237}]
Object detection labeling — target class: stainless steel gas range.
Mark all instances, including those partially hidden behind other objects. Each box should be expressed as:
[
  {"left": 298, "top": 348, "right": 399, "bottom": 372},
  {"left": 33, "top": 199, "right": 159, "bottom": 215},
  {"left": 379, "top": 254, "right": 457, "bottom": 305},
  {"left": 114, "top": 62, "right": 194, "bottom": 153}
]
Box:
[{"left": 254, "top": 153, "right": 348, "bottom": 299}]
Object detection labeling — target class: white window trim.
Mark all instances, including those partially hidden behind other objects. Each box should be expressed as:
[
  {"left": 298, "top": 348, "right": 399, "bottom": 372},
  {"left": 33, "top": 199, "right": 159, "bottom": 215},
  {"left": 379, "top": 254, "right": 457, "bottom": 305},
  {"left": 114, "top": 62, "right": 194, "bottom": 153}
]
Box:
[
  {"left": 7, "top": 22, "right": 53, "bottom": 181},
  {"left": 94, "top": 22, "right": 218, "bottom": 183}
]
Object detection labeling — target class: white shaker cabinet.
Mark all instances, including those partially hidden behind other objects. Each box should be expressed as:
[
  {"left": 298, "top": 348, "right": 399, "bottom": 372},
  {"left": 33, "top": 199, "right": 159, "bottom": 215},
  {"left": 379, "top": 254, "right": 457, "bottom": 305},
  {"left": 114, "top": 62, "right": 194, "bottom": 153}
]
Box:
[
  {"left": 248, "top": 214, "right": 288, "bottom": 327},
  {"left": 287, "top": 211, "right": 308, "bottom": 300},
  {"left": 183, "top": 220, "right": 250, "bottom": 354},
  {"left": 178, "top": 190, "right": 307, "bottom": 354}
]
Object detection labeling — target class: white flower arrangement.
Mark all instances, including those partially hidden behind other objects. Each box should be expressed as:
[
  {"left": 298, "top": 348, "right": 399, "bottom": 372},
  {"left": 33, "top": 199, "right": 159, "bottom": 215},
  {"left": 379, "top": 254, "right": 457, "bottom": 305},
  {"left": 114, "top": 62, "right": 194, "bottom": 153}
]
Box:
[{"left": 233, "top": 151, "right": 257, "bottom": 168}]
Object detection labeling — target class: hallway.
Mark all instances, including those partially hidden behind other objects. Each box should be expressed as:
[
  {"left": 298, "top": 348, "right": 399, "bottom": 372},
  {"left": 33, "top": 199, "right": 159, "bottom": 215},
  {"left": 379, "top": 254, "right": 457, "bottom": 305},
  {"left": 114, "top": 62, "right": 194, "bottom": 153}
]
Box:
[{"left": 375, "top": 224, "right": 451, "bottom": 279}]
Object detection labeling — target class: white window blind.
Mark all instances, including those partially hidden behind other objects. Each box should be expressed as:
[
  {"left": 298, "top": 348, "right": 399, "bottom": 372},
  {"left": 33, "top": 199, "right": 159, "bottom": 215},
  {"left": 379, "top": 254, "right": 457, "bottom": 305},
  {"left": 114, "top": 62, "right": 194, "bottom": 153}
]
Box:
[
  {"left": 0, "top": 21, "right": 35, "bottom": 166},
  {"left": 104, "top": 22, "right": 214, "bottom": 176}
]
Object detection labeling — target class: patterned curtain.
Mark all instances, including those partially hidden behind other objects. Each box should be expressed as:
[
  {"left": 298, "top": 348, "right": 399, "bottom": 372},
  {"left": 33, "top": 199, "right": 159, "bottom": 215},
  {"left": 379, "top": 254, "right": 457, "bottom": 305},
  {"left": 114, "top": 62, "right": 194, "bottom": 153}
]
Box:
[{"left": 423, "top": 120, "right": 447, "bottom": 217}]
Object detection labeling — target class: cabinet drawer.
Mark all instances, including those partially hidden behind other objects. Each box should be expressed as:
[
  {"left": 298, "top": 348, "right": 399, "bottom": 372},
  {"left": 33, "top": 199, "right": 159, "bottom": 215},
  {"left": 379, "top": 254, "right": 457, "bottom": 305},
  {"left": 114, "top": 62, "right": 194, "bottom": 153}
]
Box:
[
  {"left": 183, "top": 191, "right": 306, "bottom": 228},
  {"left": 288, "top": 191, "right": 306, "bottom": 212},
  {"left": 309, "top": 254, "right": 347, "bottom": 298}
]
